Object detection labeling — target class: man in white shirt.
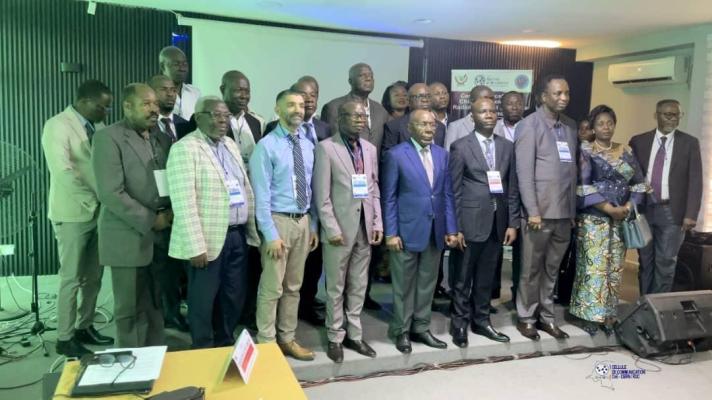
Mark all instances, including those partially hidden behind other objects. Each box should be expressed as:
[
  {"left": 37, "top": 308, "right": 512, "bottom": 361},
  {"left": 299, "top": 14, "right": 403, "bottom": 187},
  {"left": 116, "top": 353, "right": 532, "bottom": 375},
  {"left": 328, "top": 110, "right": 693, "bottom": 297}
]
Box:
[
  {"left": 159, "top": 46, "right": 201, "bottom": 119},
  {"left": 444, "top": 85, "right": 494, "bottom": 151},
  {"left": 494, "top": 91, "right": 524, "bottom": 142},
  {"left": 429, "top": 82, "right": 451, "bottom": 126}
]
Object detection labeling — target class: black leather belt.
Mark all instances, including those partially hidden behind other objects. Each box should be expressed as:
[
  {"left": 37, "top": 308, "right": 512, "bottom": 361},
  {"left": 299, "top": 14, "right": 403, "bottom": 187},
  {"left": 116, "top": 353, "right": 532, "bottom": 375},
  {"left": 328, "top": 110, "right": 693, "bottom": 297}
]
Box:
[{"left": 274, "top": 212, "right": 306, "bottom": 219}]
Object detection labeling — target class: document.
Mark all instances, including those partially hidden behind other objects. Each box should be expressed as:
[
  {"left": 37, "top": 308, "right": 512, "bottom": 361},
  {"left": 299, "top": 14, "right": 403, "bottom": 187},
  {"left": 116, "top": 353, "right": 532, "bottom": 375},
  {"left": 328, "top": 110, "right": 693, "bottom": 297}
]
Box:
[{"left": 78, "top": 346, "right": 167, "bottom": 387}]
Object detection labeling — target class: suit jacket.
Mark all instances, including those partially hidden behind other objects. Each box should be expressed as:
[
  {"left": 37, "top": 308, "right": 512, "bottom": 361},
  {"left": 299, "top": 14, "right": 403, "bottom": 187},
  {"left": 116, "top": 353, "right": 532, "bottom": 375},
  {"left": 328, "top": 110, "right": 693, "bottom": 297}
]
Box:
[
  {"left": 265, "top": 118, "right": 331, "bottom": 143},
  {"left": 314, "top": 135, "right": 382, "bottom": 245},
  {"left": 41, "top": 106, "right": 103, "bottom": 222},
  {"left": 382, "top": 113, "right": 446, "bottom": 155},
  {"left": 381, "top": 141, "right": 457, "bottom": 252},
  {"left": 321, "top": 93, "right": 390, "bottom": 155},
  {"left": 168, "top": 113, "right": 191, "bottom": 141},
  {"left": 166, "top": 129, "right": 260, "bottom": 261},
  {"left": 514, "top": 107, "right": 578, "bottom": 219},
  {"left": 92, "top": 120, "right": 170, "bottom": 267},
  {"left": 444, "top": 113, "right": 474, "bottom": 151},
  {"left": 449, "top": 134, "right": 520, "bottom": 243},
  {"left": 629, "top": 129, "right": 702, "bottom": 224}
]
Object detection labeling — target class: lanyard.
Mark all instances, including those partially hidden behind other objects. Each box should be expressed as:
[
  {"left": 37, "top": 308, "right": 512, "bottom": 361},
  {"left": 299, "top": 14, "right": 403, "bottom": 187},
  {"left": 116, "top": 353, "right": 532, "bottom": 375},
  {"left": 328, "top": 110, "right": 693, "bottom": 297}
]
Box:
[{"left": 341, "top": 135, "right": 363, "bottom": 167}]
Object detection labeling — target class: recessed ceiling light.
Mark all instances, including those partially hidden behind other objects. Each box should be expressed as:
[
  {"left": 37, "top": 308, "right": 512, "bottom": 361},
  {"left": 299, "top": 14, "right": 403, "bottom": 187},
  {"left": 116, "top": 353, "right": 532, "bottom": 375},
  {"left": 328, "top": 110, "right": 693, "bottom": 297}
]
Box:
[
  {"left": 500, "top": 40, "right": 561, "bottom": 48},
  {"left": 413, "top": 18, "right": 432, "bottom": 24},
  {"left": 257, "top": 0, "right": 283, "bottom": 8}
]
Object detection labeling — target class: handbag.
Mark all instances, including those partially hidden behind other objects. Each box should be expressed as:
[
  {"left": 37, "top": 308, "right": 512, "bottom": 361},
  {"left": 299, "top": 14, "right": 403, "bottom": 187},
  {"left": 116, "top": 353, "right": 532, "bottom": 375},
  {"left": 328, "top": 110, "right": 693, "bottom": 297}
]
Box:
[
  {"left": 621, "top": 202, "right": 652, "bottom": 249},
  {"left": 148, "top": 386, "right": 205, "bottom": 400}
]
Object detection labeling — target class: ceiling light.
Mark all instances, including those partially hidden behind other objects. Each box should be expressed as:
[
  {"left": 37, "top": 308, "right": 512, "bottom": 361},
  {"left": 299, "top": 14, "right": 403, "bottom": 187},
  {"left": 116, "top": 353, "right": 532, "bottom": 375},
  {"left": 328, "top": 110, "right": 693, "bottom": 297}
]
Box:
[
  {"left": 521, "top": 29, "right": 537, "bottom": 34},
  {"left": 500, "top": 40, "right": 561, "bottom": 48},
  {"left": 413, "top": 18, "right": 432, "bottom": 24}
]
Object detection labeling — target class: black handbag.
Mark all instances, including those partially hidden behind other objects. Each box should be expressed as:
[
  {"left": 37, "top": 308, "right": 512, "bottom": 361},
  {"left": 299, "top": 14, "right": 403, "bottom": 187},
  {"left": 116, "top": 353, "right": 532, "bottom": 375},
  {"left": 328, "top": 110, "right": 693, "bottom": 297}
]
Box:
[
  {"left": 148, "top": 386, "right": 205, "bottom": 400},
  {"left": 621, "top": 202, "right": 652, "bottom": 249}
]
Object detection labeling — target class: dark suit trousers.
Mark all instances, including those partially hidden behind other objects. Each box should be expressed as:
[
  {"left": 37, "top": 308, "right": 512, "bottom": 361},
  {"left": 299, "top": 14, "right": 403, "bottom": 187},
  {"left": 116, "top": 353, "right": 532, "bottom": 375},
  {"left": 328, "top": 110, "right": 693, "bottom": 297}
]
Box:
[
  {"left": 187, "top": 226, "right": 249, "bottom": 348},
  {"left": 240, "top": 246, "right": 262, "bottom": 328},
  {"left": 153, "top": 229, "right": 187, "bottom": 320},
  {"left": 451, "top": 223, "right": 500, "bottom": 329},
  {"left": 111, "top": 261, "right": 164, "bottom": 348},
  {"left": 638, "top": 204, "right": 685, "bottom": 294},
  {"left": 299, "top": 244, "right": 323, "bottom": 315}
]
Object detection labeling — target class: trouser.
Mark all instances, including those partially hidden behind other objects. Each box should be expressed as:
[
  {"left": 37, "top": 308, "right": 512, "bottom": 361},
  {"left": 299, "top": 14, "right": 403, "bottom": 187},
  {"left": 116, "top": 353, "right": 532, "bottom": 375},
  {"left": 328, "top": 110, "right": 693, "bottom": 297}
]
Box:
[
  {"left": 638, "top": 204, "right": 686, "bottom": 294},
  {"left": 52, "top": 218, "right": 103, "bottom": 341},
  {"left": 516, "top": 219, "right": 571, "bottom": 324},
  {"left": 153, "top": 229, "right": 187, "bottom": 321},
  {"left": 324, "top": 223, "right": 371, "bottom": 342},
  {"left": 256, "top": 214, "right": 310, "bottom": 343},
  {"left": 299, "top": 243, "right": 323, "bottom": 315},
  {"left": 187, "top": 226, "right": 249, "bottom": 348},
  {"left": 111, "top": 263, "right": 164, "bottom": 348}
]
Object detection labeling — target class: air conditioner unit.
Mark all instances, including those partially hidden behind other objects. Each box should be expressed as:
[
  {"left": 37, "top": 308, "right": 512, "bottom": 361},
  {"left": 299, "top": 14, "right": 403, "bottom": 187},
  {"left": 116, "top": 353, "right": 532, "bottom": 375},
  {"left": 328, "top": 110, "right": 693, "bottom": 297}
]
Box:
[{"left": 608, "top": 56, "right": 689, "bottom": 87}]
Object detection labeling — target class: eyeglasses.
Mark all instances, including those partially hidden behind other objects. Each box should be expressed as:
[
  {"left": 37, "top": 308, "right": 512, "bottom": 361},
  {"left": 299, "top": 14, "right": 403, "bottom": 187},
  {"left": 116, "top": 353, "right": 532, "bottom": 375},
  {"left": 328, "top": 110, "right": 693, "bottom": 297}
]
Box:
[
  {"left": 339, "top": 112, "right": 368, "bottom": 120},
  {"left": 96, "top": 353, "right": 136, "bottom": 368},
  {"left": 410, "top": 94, "right": 430, "bottom": 100},
  {"left": 413, "top": 122, "right": 436, "bottom": 128},
  {"left": 168, "top": 61, "right": 188, "bottom": 68},
  {"left": 657, "top": 112, "right": 684, "bottom": 119},
  {"left": 197, "top": 111, "right": 232, "bottom": 120}
]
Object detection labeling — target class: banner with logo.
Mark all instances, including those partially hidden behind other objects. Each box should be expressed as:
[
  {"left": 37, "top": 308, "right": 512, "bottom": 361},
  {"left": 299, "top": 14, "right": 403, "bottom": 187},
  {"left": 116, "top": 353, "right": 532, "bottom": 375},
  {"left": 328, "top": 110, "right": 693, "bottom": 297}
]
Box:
[{"left": 450, "top": 69, "right": 533, "bottom": 120}]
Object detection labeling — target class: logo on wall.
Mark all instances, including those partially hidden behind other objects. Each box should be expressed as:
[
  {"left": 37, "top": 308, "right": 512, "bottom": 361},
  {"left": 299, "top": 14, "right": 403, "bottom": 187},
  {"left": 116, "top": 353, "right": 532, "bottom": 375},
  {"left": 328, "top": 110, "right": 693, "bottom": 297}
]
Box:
[
  {"left": 454, "top": 74, "right": 468, "bottom": 87},
  {"left": 515, "top": 74, "right": 530, "bottom": 90},
  {"left": 474, "top": 75, "right": 487, "bottom": 86}
]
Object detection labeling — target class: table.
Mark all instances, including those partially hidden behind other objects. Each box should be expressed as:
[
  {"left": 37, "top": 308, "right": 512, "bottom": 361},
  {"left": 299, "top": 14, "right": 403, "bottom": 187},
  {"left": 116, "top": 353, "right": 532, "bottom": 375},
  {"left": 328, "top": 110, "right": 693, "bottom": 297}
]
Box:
[{"left": 52, "top": 343, "right": 306, "bottom": 399}]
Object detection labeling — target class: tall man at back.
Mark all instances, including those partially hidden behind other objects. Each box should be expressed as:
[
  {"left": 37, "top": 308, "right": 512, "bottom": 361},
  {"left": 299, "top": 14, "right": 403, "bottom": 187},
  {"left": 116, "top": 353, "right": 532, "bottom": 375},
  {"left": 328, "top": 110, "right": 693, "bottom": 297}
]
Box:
[{"left": 159, "top": 46, "right": 201, "bottom": 119}]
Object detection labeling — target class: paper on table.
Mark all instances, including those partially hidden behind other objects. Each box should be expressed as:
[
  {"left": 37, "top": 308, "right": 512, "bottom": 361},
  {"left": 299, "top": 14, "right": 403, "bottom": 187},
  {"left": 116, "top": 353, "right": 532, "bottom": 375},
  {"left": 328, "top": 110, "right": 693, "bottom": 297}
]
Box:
[{"left": 78, "top": 346, "right": 167, "bottom": 387}]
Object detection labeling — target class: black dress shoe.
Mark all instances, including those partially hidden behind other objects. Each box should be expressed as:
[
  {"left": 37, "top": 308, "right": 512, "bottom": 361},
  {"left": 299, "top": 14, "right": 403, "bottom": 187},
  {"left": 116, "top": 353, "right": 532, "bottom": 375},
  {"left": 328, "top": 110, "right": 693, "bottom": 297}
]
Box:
[
  {"left": 395, "top": 333, "right": 412, "bottom": 354},
  {"left": 164, "top": 314, "right": 190, "bottom": 332},
  {"left": 56, "top": 338, "right": 92, "bottom": 358},
  {"left": 450, "top": 327, "right": 468, "bottom": 348},
  {"left": 327, "top": 342, "right": 343, "bottom": 363},
  {"left": 363, "top": 296, "right": 382, "bottom": 311},
  {"left": 75, "top": 326, "right": 114, "bottom": 345},
  {"left": 472, "top": 324, "right": 510, "bottom": 343},
  {"left": 536, "top": 322, "right": 570, "bottom": 339},
  {"left": 516, "top": 322, "right": 540, "bottom": 341},
  {"left": 343, "top": 338, "right": 376, "bottom": 358},
  {"left": 299, "top": 309, "right": 325, "bottom": 326},
  {"left": 409, "top": 331, "right": 447, "bottom": 349}
]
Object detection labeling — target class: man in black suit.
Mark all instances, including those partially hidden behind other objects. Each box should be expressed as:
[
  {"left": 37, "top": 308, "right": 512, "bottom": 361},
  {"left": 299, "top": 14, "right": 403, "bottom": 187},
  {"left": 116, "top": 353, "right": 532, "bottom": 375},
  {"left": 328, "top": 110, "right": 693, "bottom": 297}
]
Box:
[
  {"left": 449, "top": 98, "right": 519, "bottom": 347},
  {"left": 147, "top": 75, "right": 190, "bottom": 332},
  {"left": 220, "top": 70, "right": 263, "bottom": 167},
  {"left": 629, "top": 99, "right": 702, "bottom": 294},
  {"left": 264, "top": 79, "right": 331, "bottom": 326},
  {"left": 382, "top": 83, "right": 447, "bottom": 154},
  {"left": 429, "top": 82, "right": 451, "bottom": 127}
]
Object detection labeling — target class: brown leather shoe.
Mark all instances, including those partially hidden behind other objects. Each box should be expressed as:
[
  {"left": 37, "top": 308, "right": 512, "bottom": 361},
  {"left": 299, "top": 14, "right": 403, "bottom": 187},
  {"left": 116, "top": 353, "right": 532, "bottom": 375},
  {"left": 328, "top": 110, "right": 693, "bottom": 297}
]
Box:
[
  {"left": 536, "top": 322, "right": 570, "bottom": 339},
  {"left": 278, "top": 340, "right": 315, "bottom": 361},
  {"left": 516, "top": 322, "right": 540, "bottom": 341}
]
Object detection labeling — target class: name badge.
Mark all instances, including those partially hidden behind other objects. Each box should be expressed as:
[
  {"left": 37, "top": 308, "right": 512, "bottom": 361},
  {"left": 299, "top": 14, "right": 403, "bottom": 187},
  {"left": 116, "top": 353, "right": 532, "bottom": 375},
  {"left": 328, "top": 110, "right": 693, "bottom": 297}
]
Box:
[
  {"left": 486, "top": 171, "right": 504, "bottom": 194},
  {"left": 153, "top": 169, "right": 169, "bottom": 197},
  {"left": 226, "top": 179, "right": 245, "bottom": 207},
  {"left": 557, "top": 141, "right": 573, "bottom": 163},
  {"left": 352, "top": 174, "right": 368, "bottom": 199}
]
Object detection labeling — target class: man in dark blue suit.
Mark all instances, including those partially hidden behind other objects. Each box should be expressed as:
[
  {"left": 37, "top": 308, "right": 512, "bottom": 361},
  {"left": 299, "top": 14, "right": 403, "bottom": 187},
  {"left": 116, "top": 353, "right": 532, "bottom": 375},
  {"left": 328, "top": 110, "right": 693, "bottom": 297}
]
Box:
[{"left": 381, "top": 109, "right": 459, "bottom": 354}]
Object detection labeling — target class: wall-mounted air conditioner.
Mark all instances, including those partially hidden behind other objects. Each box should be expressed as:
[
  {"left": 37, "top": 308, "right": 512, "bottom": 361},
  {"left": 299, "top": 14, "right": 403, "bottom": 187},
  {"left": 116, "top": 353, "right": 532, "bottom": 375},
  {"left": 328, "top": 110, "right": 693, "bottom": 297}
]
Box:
[{"left": 608, "top": 56, "right": 689, "bottom": 87}]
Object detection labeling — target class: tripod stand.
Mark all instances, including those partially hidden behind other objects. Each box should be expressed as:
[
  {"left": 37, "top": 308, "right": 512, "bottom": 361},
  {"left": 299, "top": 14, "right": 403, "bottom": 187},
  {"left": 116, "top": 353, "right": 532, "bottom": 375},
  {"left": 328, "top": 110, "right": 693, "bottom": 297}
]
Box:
[{"left": 28, "top": 193, "right": 51, "bottom": 357}]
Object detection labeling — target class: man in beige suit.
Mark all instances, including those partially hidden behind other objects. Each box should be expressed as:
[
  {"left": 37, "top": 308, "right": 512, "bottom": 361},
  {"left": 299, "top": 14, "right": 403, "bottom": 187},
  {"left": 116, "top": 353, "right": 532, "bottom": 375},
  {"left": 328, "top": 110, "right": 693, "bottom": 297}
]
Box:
[
  {"left": 42, "top": 80, "right": 115, "bottom": 357},
  {"left": 314, "top": 101, "right": 382, "bottom": 363},
  {"left": 92, "top": 83, "right": 173, "bottom": 347}
]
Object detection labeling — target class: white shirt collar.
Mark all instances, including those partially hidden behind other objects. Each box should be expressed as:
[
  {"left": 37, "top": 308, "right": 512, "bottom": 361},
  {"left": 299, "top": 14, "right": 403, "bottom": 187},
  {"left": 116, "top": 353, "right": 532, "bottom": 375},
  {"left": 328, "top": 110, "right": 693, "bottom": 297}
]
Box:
[{"left": 655, "top": 128, "right": 676, "bottom": 141}]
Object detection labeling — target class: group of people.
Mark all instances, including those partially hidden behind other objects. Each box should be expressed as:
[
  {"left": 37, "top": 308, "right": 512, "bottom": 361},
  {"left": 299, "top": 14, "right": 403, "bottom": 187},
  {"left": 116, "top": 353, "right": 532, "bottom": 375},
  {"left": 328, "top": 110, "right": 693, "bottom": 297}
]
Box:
[{"left": 43, "top": 45, "right": 702, "bottom": 364}]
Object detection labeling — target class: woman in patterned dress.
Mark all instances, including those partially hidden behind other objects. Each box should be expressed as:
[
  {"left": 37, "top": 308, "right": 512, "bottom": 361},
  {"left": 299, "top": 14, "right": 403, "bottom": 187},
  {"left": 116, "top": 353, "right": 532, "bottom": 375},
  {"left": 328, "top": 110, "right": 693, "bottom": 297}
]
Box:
[{"left": 569, "top": 105, "right": 650, "bottom": 335}]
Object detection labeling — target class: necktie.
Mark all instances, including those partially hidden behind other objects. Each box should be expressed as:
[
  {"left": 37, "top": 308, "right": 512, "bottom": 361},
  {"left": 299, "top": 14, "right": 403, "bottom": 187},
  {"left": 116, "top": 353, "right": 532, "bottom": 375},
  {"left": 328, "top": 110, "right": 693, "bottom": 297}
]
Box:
[
  {"left": 421, "top": 147, "right": 434, "bottom": 187},
  {"left": 650, "top": 136, "right": 667, "bottom": 200},
  {"left": 161, "top": 117, "right": 176, "bottom": 142},
  {"left": 289, "top": 134, "right": 308, "bottom": 210},
  {"left": 303, "top": 122, "right": 316, "bottom": 145},
  {"left": 350, "top": 139, "right": 364, "bottom": 174},
  {"left": 484, "top": 138, "right": 494, "bottom": 170},
  {"left": 84, "top": 122, "right": 95, "bottom": 144}
]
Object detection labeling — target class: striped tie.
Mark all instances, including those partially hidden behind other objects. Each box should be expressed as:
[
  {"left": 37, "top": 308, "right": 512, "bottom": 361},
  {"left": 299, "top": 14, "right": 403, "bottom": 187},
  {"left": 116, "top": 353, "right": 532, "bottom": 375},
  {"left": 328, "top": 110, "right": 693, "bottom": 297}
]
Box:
[{"left": 289, "top": 134, "right": 308, "bottom": 209}]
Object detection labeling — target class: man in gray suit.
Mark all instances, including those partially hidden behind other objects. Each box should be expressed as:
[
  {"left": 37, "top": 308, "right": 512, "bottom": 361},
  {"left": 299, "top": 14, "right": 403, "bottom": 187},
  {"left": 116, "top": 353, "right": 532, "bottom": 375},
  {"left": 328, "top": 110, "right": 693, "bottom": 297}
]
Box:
[
  {"left": 449, "top": 98, "right": 519, "bottom": 347},
  {"left": 321, "top": 63, "right": 390, "bottom": 154},
  {"left": 93, "top": 83, "right": 173, "bottom": 347},
  {"left": 444, "top": 85, "right": 495, "bottom": 151},
  {"left": 314, "top": 100, "right": 383, "bottom": 363},
  {"left": 629, "top": 99, "right": 702, "bottom": 294},
  {"left": 514, "top": 75, "right": 577, "bottom": 341}
]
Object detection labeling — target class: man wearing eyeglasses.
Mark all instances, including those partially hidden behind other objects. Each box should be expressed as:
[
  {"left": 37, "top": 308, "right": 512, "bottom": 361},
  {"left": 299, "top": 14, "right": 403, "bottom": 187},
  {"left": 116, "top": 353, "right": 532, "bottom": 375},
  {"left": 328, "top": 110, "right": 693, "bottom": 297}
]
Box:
[
  {"left": 166, "top": 96, "right": 260, "bottom": 348},
  {"left": 159, "top": 46, "right": 201, "bottom": 120},
  {"left": 381, "top": 109, "right": 459, "bottom": 354},
  {"left": 629, "top": 99, "right": 702, "bottom": 294},
  {"left": 42, "top": 80, "right": 115, "bottom": 357},
  {"left": 382, "top": 83, "right": 447, "bottom": 154}
]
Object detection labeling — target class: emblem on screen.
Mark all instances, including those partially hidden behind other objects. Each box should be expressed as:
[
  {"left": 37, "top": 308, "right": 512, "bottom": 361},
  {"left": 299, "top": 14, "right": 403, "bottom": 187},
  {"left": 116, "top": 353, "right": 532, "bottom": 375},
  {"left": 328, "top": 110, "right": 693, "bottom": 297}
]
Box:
[
  {"left": 474, "top": 75, "right": 486, "bottom": 85},
  {"left": 454, "top": 74, "right": 468, "bottom": 87},
  {"left": 515, "top": 74, "right": 530, "bottom": 89}
]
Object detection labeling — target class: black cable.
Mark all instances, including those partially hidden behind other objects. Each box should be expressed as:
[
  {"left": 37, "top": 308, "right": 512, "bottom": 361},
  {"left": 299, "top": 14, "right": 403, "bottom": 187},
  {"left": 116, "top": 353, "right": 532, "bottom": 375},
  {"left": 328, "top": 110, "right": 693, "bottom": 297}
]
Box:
[{"left": 0, "top": 376, "right": 43, "bottom": 390}]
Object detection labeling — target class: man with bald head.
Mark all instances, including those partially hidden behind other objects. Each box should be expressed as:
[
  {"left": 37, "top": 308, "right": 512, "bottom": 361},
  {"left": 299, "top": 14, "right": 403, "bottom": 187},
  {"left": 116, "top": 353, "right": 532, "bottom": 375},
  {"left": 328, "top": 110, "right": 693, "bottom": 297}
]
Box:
[
  {"left": 167, "top": 96, "right": 259, "bottom": 348},
  {"left": 93, "top": 83, "right": 172, "bottom": 347},
  {"left": 159, "top": 46, "right": 201, "bottom": 119},
  {"left": 381, "top": 109, "right": 459, "bottom": 353},
  {"left": 444, "top": 85, "right": 495, "bottom": 151},
  {"left": 382, "top": 83, "right": 447, "bottom": 153},
  {"left": 429, "top": 82, "right": 451, "bottom": 126},
  {"left": 449, "top": 98, "right": 519, "bottom": 347},
  {"left": 322, "top": 63, "right": 390, "bottom": 154},
  {"left": 219, "top": 70, "right": 262, "bottom": 165}
]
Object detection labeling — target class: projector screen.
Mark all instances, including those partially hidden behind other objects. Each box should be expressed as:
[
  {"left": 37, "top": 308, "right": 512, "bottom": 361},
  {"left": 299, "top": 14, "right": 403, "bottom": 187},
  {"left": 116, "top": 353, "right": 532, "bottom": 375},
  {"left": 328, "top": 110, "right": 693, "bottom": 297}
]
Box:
[{"left": 178, "top": 16, "right": 419, "bottom": 123}]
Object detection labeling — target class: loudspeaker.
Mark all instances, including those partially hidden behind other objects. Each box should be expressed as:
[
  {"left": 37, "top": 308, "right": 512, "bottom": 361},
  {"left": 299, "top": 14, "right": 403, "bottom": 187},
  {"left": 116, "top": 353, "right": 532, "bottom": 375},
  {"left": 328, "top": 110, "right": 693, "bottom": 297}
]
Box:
[
  {"left": 616, "top": 290, "right": 712, "bottom": 357},
  {"left": 675, "top": 233, "right": 712, "bottom": 291}
]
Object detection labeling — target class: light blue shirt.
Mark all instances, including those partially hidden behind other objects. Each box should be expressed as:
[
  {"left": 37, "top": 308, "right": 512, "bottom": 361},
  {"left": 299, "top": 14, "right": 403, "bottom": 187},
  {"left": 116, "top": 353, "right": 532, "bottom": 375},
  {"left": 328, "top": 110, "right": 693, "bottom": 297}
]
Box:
[
  {"left": 207, "top": 136, "right": 248, "bottom": 225},
  {"left": 249, "top": 123, "right": 317, "bottom": 242}
]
